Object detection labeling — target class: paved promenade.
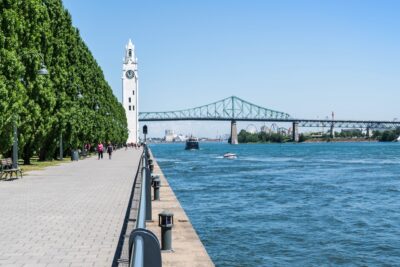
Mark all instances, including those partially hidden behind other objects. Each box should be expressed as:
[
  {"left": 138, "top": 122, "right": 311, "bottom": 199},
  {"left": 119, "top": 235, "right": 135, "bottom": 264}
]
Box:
[{"left": 0, "top": 148, "right": 142, "bottom": 267}]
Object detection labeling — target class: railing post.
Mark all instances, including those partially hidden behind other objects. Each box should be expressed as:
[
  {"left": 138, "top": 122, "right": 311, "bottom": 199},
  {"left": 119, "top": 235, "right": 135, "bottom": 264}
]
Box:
[
  {"left": 145, "top": 164, "right": 152, "bottom": 221},
  {"left": 152, "top": 175, "right": 161, "bottom": 201}
]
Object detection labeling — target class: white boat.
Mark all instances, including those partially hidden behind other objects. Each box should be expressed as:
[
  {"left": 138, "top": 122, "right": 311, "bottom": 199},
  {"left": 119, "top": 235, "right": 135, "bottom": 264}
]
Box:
[
  {"left": 396, "top": 136, "right": 400, "bottom": 142},
  {"left": 223, "top": 153, "right": 237, "bottom": 159}
]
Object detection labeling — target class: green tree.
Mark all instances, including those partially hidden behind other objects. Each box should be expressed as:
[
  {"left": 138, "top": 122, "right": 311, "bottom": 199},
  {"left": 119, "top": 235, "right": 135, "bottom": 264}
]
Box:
[{"left": 0, "top": 0, "right": 128, "bottom": 162}]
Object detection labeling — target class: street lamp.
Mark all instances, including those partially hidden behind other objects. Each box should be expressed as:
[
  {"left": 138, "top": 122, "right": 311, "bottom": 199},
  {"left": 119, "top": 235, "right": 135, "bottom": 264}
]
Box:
[
  {"left": 77, "top": 90, "right": 83, "bottom": 99},
  {"left": 13, "top": 55, "right": 49, "bottom": 169},
  {"left": 38, "top": 63, "right": 49, "bottom": 75}
]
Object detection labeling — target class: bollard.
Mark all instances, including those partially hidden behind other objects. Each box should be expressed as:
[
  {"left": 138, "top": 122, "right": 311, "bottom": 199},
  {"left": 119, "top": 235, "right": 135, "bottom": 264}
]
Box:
[
  {"left": 159, "top": 211, "right": 174, "bottom": 251},
  {"left": 152, "top": 175, "right": 161, "bottom": 200},
  {"left": 148, "top": 158, "right": 153, "bottom": 172},
  {"left": 149, "top": 164, "right": 154, "bottom": 173}
]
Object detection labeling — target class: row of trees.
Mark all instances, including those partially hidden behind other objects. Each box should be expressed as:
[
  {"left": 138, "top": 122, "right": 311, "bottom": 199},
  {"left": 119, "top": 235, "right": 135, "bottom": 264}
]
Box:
[
  {"left": 0, "top": 0, "right": 128, "bottom": 163},
  {"left": 238, "top": 128, "right": 400, "bottom": 143},
  {"left": 238, "top": 130, "right": 290, "bottom": 143},
  {"left": 372, "top": 128, "right": 400, "bottom": 142}
]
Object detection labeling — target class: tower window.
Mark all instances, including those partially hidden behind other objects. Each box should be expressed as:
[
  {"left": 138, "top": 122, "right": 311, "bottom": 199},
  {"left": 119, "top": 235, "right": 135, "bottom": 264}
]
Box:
[
  {"left": 129, "top": 97, "right": 131, "bottom": 103},
  {"left": 132, "top": 90, "right": 135, "bottom": 95},
  {"left": 132, "top": 105, "right": 135, "bottom": 110},
  {"left": 128, "top": 49, "right": 132, "bottom": 57},
  {"left": 129, "top": 105, "right": 131, "bottom": 111}
]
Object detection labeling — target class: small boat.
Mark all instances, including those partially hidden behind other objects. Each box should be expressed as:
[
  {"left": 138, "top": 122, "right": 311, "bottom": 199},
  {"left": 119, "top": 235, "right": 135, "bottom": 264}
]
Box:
[
  {"left": 185, "top": 137, "right": 199, "bottom": 150},
  {"left": 223, "top": 152, "right": 237, "bottom": 159}
]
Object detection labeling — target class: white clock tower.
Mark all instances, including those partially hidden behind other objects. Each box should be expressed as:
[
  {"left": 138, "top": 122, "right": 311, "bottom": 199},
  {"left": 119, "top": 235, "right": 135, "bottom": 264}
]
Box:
[{"left": 122, "top": 39, "right": 139, "bottom": 143}]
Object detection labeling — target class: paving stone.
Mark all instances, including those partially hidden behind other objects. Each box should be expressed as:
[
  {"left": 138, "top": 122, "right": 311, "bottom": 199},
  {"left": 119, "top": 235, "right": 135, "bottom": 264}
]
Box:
[{"left": 0, "top": 149, "right": 142, "bottom": 266}]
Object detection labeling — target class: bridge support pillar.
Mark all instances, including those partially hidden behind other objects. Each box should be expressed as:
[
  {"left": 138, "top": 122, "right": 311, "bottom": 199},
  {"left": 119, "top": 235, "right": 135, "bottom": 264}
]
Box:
[
  {"left": 292, "top": 122, "right": 299, "bottom": 142},
  {"left": 330, "top": 123, "right": 335, "bottom": 138},
  {"left": 229, "top": 120, "right": 238, "bottom": 145},
  {"left": 366, "top": 127, "right": 370, "bottom": 138}
]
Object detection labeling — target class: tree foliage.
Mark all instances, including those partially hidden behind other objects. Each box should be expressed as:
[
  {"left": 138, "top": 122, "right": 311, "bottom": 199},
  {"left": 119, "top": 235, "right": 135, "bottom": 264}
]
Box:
[
  {"left": 238, "top": 129, "right": 288, "bottom": 143},
  {"left": 373, "top": 128, "right": 400, "bottom": 142},
  {"left": 0, "top": 0, "right": 128, "bottom": 162}
]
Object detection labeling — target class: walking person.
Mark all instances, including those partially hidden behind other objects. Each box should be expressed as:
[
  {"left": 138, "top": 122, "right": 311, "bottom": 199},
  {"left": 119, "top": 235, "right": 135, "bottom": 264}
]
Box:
[
  {"left": 97, "top": 142, "right": 104, "bottom": 160},
  {"left": 107, "top": 142, "right": 113, "bottom": 160}
]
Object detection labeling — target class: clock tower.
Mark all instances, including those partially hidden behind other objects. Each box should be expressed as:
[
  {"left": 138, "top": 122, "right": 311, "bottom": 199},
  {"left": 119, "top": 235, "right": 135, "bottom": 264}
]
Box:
[{"left": 122, "top": 39, "right": 139, "bottom": 143}]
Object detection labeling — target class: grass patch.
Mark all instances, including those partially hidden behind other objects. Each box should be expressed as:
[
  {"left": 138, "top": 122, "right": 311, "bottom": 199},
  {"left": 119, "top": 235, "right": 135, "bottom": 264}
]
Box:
[
  {"left": 20, "top": 157, "right": 72, "bottom": 173},
  {"left": 1, "top": 153, "right": 95, "bottom": 174}
]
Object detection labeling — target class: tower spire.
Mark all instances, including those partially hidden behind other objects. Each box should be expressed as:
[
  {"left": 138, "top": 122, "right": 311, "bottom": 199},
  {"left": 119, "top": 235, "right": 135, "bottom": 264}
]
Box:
[{"left": 125, "top": 39, "right": 135, "bottom": 63}]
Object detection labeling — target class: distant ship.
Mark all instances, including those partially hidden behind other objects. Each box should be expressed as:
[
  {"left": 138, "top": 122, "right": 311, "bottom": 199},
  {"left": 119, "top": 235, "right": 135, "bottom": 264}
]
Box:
[{"left": 185, "top": 137, "right": 199, "bottom": 150}]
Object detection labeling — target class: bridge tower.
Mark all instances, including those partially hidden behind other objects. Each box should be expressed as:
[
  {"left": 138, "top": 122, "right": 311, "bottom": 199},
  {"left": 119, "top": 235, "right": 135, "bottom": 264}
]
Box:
[
  {"left": 122, "top": 39, "right": 139, "bottom": 143},
  {"left": 330, "top": 111, "right": 335, "bottom": 138},
  {"left": 292, "top": 122, "right": 299, "bottom": 142},
  {"left": 229, "top": 120, "right": 239, "bottom": 145}
]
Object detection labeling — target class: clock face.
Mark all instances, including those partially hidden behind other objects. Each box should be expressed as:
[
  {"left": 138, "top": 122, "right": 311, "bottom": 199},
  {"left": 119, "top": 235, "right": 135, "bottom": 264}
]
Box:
[{"left": 126, "top": 70, "right": 135, "bottom": 79}]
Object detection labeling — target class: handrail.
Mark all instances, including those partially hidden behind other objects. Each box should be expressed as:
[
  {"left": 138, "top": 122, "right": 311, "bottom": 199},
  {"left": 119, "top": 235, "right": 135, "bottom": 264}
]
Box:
[
  {"left": 129, "top": 145, "right": 161, "bottom": 267},
  {"left": 132, "top": 236, "right": 144, "bottom": 266},
  {"left": 131, "top": 149, "right": 147, "bottom": 266},
  {"left": 136, "top": 153, "right": 147, "bottom": 229}
]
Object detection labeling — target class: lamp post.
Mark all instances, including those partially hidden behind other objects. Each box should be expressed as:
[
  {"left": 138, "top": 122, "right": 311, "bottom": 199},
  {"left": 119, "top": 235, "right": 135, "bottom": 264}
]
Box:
[
  {"left": 60, "top": 86, "right": 83, "bottom": 161},
  {"left": 59, "top": 133, "right": 63, "bottom": 161},
  {"left": 72, "top": 90, "right": 84, "bottom": 159},
  {"left": 13, "top": 54, "right": 49, "bottom": 169},
  {"left": 92, "top": 102, "right": 100, "bottom": 144}
]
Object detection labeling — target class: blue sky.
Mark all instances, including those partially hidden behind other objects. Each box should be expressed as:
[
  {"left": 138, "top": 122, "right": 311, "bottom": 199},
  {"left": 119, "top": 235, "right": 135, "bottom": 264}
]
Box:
[{"left": 63, "top": 0, "right": 400, "bottom": 137}]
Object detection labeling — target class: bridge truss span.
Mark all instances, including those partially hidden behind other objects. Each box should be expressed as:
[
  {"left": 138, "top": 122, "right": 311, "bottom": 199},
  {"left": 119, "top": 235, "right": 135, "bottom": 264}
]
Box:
[
  {"left": 139, "top": 96, "right": 291, "bottom": 121},
  {"left": 138, "top": 95, "right": 400, "bottom": 143},
  {"left": 295, "top": 119, "right": 400, "bottom": 130}
]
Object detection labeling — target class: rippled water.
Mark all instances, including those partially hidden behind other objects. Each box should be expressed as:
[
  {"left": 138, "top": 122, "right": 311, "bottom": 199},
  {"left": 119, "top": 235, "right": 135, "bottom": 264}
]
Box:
[{"left": 150, "top": 142, "right": 400, "bottom": 266}]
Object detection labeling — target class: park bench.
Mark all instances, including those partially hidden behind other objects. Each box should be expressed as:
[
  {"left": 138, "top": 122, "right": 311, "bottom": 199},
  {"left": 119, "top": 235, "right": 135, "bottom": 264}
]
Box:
[
  {"left": 80, "top": 149, "right": 88, "bottom": 158},
  {"left": 0, "top": 158, "right": 23, "bottom": 180}
]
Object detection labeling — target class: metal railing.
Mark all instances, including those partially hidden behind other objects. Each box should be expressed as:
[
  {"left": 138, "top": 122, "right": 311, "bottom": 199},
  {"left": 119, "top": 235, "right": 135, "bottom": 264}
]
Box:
[
  {"left": 136, "top": 154, "right": 148, "bottom": 229},
  {"left": 129, "top": 145, "right": 161, "bottom": 267}
]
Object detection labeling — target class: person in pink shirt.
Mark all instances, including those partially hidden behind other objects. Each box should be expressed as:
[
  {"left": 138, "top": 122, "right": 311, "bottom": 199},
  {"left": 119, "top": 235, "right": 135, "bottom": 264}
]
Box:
[{"left": 97, "top": 142, "right": 104, "bottom": 160}]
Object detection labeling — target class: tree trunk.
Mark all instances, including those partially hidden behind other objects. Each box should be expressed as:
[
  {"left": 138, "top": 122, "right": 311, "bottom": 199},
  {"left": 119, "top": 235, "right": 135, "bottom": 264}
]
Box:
[{"left": 23, "top": 144, "right": 31, "bottom": 165}]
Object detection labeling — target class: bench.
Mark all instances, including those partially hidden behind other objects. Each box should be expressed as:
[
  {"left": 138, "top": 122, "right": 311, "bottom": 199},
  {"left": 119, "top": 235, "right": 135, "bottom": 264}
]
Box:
[
  {"left": 0, "top": 158, "right": 23, "bottom": 180},
  {"left": 80, "top": 149, "right": 88, "bottom": 158}
]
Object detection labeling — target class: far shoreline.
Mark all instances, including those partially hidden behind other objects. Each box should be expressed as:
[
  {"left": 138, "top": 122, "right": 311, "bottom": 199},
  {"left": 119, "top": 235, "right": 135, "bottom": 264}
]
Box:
[{"left": 303, "top": 138, "right": 379, "bottom": 143}]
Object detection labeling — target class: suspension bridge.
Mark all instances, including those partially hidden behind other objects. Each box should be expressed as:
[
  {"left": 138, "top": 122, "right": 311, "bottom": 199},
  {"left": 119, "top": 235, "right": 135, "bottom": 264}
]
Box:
[{"left": 139, "top": 96, "right": 400, "bottom": 143}]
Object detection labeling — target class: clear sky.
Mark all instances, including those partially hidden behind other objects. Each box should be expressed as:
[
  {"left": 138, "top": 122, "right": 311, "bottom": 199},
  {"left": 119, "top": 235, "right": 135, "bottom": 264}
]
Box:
[{"left": 63, "top": 0, "right": 400, "bottom": 137}]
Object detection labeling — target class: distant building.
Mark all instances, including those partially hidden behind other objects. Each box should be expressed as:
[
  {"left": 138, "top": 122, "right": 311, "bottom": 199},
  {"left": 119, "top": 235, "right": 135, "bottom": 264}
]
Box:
[
  {"left": 174, "top": 134, "right": 188, "bottom": 142},
  {"left": 165, "top": 130, "right": 176, "bottom": 142}
]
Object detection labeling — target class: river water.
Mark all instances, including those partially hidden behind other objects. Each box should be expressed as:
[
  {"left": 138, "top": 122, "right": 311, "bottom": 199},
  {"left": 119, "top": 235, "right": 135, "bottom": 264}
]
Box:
[{"left": 150, "top": 142, "right": 400, "bottom": 266}]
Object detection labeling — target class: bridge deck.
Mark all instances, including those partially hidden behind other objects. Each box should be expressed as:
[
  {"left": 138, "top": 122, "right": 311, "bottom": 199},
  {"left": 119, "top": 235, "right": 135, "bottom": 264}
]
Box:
[{"left": 0, "top": 148, "right": 142, "bottom": 267}]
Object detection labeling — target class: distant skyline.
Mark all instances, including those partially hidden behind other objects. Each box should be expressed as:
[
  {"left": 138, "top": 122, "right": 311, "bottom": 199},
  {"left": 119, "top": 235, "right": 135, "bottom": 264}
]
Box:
[{"left": 63, "top": 0, "right": 400, "bottom": 137}]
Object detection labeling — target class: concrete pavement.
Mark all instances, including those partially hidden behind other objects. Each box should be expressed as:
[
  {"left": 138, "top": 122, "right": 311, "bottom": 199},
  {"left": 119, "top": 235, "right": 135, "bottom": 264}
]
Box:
[{"left": 0, "top": 148, "right": 142, "bottom": 267}]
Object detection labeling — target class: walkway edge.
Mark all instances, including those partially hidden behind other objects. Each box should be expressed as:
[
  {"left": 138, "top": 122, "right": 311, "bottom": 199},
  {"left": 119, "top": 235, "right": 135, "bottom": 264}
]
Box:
[{"left": 147, "top": 150, "right": 215, "bottom": 267}]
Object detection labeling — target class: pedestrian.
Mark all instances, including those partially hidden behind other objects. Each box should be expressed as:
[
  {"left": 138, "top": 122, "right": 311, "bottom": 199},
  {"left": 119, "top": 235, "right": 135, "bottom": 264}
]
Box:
[
  {"left": 97, "top": 142, "right": 104, "bottom": 160},
  {"left": 107, "top": 142, "right": 113, "bottom": 160}
]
